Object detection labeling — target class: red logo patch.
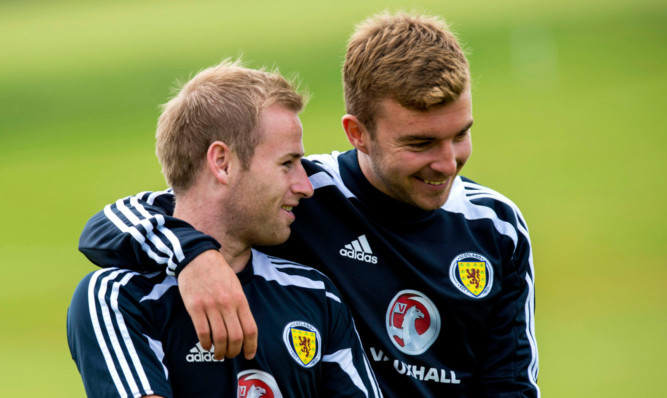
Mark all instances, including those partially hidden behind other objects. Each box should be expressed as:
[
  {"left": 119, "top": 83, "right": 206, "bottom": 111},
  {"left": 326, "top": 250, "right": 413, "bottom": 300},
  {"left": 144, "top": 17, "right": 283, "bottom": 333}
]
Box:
[{"left": 386, "top": 290, "right": 441, "bottom": 355}]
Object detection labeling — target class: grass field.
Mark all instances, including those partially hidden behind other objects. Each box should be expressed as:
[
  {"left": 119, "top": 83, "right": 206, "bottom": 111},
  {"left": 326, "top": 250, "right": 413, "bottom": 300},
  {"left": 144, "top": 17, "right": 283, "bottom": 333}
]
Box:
[{"left": 1, "top": 0, "right": 665, "bottom": 396}]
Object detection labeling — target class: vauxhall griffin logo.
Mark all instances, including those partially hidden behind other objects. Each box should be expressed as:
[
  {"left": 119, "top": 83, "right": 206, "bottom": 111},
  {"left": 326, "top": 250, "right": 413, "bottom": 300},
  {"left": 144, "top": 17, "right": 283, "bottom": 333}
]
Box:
[
  {"left": 237, "top": 370, "right": 282, "bottom": 398},
  {"left": 386, "top": 290, "right": 441, "bottom": 355}
]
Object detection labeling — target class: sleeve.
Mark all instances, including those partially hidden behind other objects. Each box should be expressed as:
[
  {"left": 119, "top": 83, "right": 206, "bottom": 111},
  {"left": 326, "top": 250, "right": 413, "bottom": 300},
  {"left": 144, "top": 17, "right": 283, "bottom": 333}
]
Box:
[
  {"left": 477, "top": 210, "right": 540, "bottom": 397},
  {"left": 66, "top": 269, "right": 173, "bottom": 398},
  {"left": 78, "top": 190, "right": 220, "bottom": 276},
  {"left": 321, "top": 283, "right": 383, "bottom": 398}
]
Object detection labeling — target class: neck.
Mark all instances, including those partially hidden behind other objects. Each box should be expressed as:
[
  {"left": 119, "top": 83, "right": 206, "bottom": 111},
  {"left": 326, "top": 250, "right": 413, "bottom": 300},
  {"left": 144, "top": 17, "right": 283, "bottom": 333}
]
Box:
[
  {"left": 356, "top": 149, "right": 385, "bottom": 195},
  {"left": 173, "top": 189, "right": 251, "bottom": 273}
]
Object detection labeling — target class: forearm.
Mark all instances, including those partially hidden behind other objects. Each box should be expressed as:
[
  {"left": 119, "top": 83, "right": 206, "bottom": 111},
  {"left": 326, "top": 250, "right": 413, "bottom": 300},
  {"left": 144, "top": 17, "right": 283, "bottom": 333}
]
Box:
[{"left": 78, "top": 190, "right": 219, "bottom": 275}]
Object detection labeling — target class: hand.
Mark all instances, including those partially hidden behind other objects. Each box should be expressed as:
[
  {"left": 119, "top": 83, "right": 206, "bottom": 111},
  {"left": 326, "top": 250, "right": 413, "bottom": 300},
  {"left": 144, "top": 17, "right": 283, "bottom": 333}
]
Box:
[{"left": 177, "top": 250, "right": 258, "bottom": 360}]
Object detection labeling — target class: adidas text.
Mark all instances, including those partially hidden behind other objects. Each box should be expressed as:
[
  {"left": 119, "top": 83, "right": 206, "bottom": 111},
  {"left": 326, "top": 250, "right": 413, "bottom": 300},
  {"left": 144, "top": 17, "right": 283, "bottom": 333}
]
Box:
[
  {"left": 186, "top": 344, "right": 225, "bottom": 363},
  {"left": 186, "top": 351, "right": 224, "bottom": 362},
  {"left": 339, "top": 248, "right": 378, "bottom": 264}
]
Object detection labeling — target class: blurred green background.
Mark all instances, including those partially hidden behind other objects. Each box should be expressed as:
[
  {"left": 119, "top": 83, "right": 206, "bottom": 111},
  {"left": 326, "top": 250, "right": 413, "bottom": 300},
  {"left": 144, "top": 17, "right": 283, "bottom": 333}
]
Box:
[{"left": 1, "top": 0, "right": 665, "bottom": 396}]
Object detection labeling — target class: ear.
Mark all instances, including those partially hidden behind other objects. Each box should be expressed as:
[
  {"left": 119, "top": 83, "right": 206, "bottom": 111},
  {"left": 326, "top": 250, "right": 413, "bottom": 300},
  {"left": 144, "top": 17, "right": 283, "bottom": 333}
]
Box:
[
  {"left": 207, "top": 141, "right": 234, "bottom": 185},
  {"left": 342, "top": 114, "right": 371, "bottom": 155}
]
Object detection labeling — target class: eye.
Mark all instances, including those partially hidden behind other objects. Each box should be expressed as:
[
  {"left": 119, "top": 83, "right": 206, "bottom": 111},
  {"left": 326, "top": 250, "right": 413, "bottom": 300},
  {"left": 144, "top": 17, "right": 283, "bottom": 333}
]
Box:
[
  {"left": 281, "top": 158, "right": 299, "bottom": 169},
  {"left": 407, "top": 141, "right": 432, "bottom": 150},
  {"left": 454, "top": 127, "right": 470, "bottom": 141},
  {"left": 454, "top": 130, "right": 469, "bottom": 142}
]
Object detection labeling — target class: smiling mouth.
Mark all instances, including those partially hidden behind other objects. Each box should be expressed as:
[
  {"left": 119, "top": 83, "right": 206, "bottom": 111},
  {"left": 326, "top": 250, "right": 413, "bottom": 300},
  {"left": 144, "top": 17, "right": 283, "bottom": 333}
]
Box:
[
  {"left": 281, "top": 206, "right": 294, "bottom": 212},
  {"left": 421, "top": 178, "right": 447, "bottom": 186}
]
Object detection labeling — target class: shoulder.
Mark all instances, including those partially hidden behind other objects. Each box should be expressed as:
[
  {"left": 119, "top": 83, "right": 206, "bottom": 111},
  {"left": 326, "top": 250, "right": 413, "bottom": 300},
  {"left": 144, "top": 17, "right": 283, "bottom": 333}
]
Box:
[
  {"left": 304, "top": 151, "right": 342, "bottom": 175},
  {"left": 303, "top": 151, "right": 355, "bottom": 198},
  {"left": 460, "top": 177, "right": 525, "bottom": 218},
  {"left": 71, "top": 268, "right": 174, "bottom": 311},
  {"left": 251, "top": 250, "right": 344, "bottom": 303},
  {"left": 111, "top": 189, "right": 175, "bottom": 213},
  {"left": 444, "top": 176, "right": 530, "bottom": 243},
  {"left": 67, "top": 269, "right": 175, "bottom": 347}
]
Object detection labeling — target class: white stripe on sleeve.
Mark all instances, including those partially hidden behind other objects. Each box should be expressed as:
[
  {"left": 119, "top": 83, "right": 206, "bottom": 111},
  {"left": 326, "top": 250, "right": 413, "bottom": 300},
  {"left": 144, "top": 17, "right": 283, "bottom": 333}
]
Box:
[
  {"left": 89, "top": 269, "right": 156, "bottom": 397},
  {"left": 110, "top": 273, "right": 154, "bottom": 395},
  {"left": 104, "top": 204, "right": 170, "bottom": 267},
  {"left": 87, "top": 270, "right": 128, "bottom": 397},
  {"left": 323, "top": 348, "right": 369, "bottom": 398}
]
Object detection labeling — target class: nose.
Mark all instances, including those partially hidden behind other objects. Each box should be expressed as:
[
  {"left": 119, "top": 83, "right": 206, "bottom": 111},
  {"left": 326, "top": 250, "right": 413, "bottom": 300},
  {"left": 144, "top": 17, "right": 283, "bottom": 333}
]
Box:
[
  {"left": 292, "top": 164, "right": 314, "bottom": 199},
  {"left": 430, "top": 141, "right": 458, "bottom": 176}
]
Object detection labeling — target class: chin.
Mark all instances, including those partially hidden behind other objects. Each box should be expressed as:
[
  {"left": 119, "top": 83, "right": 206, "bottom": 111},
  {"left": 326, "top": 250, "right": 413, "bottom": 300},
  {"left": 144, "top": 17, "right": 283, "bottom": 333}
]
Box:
[
  {"left": 257, "top": 230, "right": 291, "bottom": 247},
  {"left": 414, "top": 195, "right": 449, "bottom": 211},
  {"left": 416, "top": 203, "right": 444, "bottom": 211}
]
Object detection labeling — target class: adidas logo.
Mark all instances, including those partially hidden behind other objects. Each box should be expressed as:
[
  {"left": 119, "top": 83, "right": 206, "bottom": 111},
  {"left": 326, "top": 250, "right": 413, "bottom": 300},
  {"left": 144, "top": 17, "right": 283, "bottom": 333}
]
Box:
[
  {"left": 339, "top": 235, "right": 378, "bottom": 264},
  {"left": 186, "top": 342, "right": 225, "bottom": 363}
]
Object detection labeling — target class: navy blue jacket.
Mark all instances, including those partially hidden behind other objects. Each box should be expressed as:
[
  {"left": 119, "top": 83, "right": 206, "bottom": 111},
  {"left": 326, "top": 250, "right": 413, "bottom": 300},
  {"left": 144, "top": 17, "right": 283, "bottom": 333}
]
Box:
[
  {"left": 68, "top": 249, "right": 381, "bottom": 397},
  {"left": 79, "top": 150, "right": 539, "bottom": 397}
]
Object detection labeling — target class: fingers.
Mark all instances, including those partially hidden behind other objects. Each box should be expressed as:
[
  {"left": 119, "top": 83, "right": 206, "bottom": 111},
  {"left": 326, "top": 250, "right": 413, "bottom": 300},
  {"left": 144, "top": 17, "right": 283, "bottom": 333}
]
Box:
[
  {"left": 178, "top": 250, "right": 259, "bottom": 361},
  {"left": 197, "top": 300, "right": 256, "bottom": 360},
  {"left": 239, "top": 302, "right": 258, "bottom": 360},
  {"left": 207, "top": 310, "right": 227, "bottom": 360},
  {"left": 213, "top": 292, "right": 256, "bottom": 360},
  {"left": 190, "top": 307, "right": 213, "bottom": 352},
  {"left": 218, "top": 313, "right": 242, "bottom": 359}
]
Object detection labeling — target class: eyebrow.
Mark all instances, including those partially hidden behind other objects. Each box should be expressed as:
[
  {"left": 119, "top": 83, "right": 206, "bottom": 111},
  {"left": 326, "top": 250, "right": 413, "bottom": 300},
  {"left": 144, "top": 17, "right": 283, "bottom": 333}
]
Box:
[
  {"left": 397, "top": 120, "right": 474, "bottom": 142},
  {"left": 280, "top": 152, "right": 304, "bottom": 161}
]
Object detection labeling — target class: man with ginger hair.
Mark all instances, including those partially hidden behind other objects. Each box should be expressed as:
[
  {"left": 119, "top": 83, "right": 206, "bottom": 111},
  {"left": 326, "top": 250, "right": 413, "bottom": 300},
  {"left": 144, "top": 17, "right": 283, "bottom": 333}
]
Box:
[
  {"left": 79, "top": 12, "right": 539, "bottom": 397},
  {"left": 67, "top": 60, "right": 381, "bottom": 398}
]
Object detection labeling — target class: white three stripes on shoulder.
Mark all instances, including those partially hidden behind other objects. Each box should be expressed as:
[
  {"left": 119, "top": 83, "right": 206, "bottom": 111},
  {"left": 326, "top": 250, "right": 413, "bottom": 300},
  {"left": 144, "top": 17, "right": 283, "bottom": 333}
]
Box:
[
  {"left": 103, "top": 190, "right": 184, "bottom": 276},
  {"left": 253, "top": 251, "right": 324, "bottom": 289},
  {"left": 253, "top": 250, "right": 342, "bottom": 304},
  {"left": 88, "top": 269, "right": 155, "bottom": 397}
]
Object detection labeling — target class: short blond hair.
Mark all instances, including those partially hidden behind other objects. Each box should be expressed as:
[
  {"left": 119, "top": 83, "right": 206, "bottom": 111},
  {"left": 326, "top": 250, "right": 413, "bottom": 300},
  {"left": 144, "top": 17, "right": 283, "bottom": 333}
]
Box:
[
  {"left": 344, "top": 12, "right": 470, "bottom": 132},
  {"left": 156, "top": 59, "right": 306, "bottom": 193}
]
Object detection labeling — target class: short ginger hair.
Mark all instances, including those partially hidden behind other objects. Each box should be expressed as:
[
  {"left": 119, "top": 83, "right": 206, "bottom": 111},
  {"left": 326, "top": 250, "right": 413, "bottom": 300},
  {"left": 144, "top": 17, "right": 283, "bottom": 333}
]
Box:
[
  {"left": 156, "top": 59, "right": 306, "bottom": 193},
  {"left": 343, "top": 12, "right": 470, "bottom": 133}
]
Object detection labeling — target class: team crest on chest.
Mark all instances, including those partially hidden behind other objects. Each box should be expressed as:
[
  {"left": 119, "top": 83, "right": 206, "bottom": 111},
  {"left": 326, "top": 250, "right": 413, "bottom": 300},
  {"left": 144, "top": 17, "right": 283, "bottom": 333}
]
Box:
[
  {"left": 386, "top": 290, "right": 441, "bottom": 355},
  {"left": 237, "top": 369, "right": 282, "bottom": 398},
  {"left": 283, "top": 321, "right": 321, "bottom": 368},
  {"left": 449, "top": 252, "right": 494, "bottom": 298}
]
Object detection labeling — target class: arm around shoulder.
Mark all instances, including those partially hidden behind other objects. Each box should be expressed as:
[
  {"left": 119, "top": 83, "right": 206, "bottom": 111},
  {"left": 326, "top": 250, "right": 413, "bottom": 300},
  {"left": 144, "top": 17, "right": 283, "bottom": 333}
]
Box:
[{"left": 78, "top": 190, "right": 220, "bottom": 275}]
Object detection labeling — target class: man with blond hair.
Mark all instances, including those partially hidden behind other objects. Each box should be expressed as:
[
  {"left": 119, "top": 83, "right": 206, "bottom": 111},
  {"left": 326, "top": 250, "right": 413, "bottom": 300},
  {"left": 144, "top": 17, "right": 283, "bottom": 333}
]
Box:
[
  {"left": 78, "top": 12, "right": 539, "bottom": 397},
  {"left": 67, "top": 60, "right": 381, "bottom": 397}
]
